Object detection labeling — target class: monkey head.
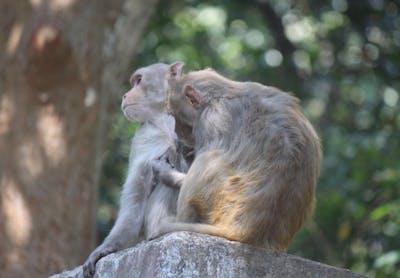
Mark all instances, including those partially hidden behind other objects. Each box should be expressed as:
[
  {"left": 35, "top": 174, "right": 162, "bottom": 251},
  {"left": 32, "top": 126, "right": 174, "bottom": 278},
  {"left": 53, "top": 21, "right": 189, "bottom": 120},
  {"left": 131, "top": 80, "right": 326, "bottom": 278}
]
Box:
[
  {"left": 121, "top": 62, "right": 184, "bottom": 123},
  {"left": 167, "top": 65, "right": 207, "bottom": 129}
]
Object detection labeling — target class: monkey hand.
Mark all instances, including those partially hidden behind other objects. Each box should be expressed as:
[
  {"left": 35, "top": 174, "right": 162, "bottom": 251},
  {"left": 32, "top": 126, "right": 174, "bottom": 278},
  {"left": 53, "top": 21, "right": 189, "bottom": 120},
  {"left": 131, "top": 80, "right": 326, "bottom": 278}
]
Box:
[
  {"left": 152, "top": 156, "right": 186, "bottom": 188},
  {"left": 83, "top": 245, "right": 117, "bottom": 278},
  {"left": 151, "top": 156, "right": 175, "bottom": 179}
]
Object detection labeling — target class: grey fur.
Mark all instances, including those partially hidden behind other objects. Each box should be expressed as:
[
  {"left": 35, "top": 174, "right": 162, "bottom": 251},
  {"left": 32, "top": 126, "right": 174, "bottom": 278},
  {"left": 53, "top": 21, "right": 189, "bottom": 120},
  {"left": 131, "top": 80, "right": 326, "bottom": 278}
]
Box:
[
  {"left": 83, "top": 63, "right": 190, "bottom": 277},
  {"left": 153, "top": 69, "right": 322, "bottom": 251}
]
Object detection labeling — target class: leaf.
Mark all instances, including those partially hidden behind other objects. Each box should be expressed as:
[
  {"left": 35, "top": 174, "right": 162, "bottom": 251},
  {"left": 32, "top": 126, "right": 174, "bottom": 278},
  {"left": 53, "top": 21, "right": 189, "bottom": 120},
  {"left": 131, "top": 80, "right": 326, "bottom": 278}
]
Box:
[
  {"left": 337, "top": 221, "right": 351, "bottom": 242},
  {"left": 374, "top": 251, "right": 400, "bottom": 268}
]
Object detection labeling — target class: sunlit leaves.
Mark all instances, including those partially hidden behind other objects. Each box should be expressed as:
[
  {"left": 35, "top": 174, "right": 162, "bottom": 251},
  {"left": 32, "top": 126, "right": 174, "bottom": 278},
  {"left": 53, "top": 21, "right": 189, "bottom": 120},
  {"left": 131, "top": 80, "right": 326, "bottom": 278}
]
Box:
[
  {"left": 383, "top": 87, "right": 399, "bottom": 107},
  {"left": 374, "top": 251, "right": 400, "bottom": 277},
  {"left": 264, "top": 49, "right": 283, "bottom": 67},
  {"left": 337, "top": 221, "right": 351, "bottom": 242},
  {"left": 370, "top": 201, "right": 400, "bottom": 222},
  {"left": 284, "top": 16, "right": 316, "bottom": 43},
  {"left": 320, "top": 11, "right": 346, "bottom": 33}
]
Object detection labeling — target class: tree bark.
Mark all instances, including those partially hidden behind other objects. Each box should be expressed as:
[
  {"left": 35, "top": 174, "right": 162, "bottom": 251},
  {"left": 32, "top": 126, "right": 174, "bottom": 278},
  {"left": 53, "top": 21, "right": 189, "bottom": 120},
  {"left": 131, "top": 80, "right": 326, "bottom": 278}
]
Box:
[{"left": 0, "top": 0, "right": 158, "bottom": 277}]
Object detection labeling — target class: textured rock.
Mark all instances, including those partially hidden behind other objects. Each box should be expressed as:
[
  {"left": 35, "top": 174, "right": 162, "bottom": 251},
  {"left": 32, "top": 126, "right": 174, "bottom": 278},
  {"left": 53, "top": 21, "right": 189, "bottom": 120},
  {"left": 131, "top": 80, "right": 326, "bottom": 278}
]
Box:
[{"left": 51, "top": 232, "right": 366, "bottom": 278}]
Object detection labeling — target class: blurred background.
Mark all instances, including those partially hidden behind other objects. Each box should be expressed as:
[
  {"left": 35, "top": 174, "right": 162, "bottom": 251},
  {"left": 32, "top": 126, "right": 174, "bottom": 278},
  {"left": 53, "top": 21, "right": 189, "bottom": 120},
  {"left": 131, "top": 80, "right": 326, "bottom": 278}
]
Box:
[
  {"left": 100, "top": 1, "right": 400, "bottom": 277},
  {"left": 0, "top": 0, "right": 399, "bottom": 277}
]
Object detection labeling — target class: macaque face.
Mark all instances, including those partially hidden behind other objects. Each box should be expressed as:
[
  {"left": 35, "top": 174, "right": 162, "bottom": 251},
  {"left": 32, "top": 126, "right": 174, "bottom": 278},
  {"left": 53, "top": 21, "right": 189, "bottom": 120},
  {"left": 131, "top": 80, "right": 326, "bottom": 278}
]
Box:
[{"left": 121, "top": 64, "right": 170, "bottom": 123}]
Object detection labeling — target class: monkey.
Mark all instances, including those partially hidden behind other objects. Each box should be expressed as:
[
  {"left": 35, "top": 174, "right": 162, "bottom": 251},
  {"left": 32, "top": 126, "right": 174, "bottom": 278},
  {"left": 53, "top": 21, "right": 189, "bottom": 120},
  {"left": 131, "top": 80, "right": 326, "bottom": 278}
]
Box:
[
  {"left": 82, "top": 62, "right": 192, "bottom": 278},
  {"left": 151, "top": 64, "right": 322, "bottom": 252}
]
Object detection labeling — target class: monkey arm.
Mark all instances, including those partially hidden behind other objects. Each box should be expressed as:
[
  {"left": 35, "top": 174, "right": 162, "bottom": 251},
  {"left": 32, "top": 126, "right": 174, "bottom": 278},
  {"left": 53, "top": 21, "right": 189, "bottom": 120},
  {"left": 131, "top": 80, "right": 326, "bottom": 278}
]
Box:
[
  {"left": 152, "top": 159, "right": 186, "bottom": 188},
  {"left": 160, "top": 169, "right": 186, "bottom": 188},
  {"left": 83, "top": 164, "right": 151, "bottom": 277}
]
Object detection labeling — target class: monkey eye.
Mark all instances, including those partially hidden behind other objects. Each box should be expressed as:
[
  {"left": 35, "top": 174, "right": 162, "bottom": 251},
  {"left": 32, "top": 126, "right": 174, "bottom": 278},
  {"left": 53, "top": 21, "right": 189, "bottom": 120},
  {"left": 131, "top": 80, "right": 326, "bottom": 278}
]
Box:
[{"left": 130, "top": 74, "right": 142, "bottom": 87}]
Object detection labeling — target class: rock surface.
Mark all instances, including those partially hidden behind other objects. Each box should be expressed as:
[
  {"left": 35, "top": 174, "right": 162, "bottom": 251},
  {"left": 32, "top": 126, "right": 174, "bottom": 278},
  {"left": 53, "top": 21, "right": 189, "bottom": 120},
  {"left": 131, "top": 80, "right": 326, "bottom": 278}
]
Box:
[{"left": 51, "top": 232, "right": 366, "bottom": 278}]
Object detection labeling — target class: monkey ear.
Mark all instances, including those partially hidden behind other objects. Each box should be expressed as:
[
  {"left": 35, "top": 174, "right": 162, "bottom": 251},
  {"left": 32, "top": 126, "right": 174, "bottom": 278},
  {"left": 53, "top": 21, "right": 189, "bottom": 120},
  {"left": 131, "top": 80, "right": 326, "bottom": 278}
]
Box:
[
  {"left": 169, "top": 62, "right": 185, "bottom": 80},
  {"left": 184, "top": 85, "right": 201, "bottom": 109}
]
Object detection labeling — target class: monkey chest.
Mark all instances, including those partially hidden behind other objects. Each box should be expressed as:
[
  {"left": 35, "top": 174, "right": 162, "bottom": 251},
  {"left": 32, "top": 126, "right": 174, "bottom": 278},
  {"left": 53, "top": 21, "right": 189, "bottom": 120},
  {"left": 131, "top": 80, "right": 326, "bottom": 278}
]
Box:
[{"left": 129, "top": 130, "right": 174, "bottom": 162}]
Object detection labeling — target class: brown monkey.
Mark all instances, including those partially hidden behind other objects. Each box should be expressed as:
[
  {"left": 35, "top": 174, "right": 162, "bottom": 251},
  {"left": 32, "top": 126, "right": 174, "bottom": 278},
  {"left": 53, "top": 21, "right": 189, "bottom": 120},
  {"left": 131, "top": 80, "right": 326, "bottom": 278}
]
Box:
[
  {"left": 152, "top": 65, "right": 322, "bottom": 252},
  {"left": 83, "top": 62, "right": 191, "bottom": 277}
]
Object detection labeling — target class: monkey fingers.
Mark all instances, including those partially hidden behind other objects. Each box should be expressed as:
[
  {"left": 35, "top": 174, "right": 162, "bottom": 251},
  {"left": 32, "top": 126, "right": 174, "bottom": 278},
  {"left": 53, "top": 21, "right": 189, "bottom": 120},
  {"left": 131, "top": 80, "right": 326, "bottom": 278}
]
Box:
[
  {"left": 156, "top": 152, "right": 176, "bottom": 169},
  {"left": 152, "top": 158, "right": 185, "bottom": 188},
  {"left": 151, "top": 158, "right": 174, "bottom": 178},
  {"left": 82, "top": 245, "right": 117, "bottom": 278}
]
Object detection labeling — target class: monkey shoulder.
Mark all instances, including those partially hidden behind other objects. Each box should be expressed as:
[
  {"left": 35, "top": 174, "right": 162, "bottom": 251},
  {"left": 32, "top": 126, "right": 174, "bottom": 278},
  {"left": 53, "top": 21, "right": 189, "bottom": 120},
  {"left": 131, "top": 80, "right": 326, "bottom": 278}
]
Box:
[{"left": 242, "top": 86, "right": 300, "bottom": 114}]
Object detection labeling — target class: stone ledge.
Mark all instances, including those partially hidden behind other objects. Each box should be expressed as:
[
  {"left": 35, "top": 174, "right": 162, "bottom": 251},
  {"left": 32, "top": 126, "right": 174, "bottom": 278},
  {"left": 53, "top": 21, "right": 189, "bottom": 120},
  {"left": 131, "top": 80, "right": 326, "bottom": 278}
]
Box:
[{"left": 51, "top": 232, "right": 367, "bottom": 278}]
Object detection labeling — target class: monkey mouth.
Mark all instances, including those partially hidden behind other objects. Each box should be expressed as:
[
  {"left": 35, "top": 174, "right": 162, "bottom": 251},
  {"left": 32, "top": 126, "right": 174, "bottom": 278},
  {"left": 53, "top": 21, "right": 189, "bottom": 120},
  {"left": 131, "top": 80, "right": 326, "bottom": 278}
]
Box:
[
  {"left": 122, "top": 103, "right": 137, "bottom": 111},
  {"left": 122, "top": 107, "right": 140, "bottom": 122}
]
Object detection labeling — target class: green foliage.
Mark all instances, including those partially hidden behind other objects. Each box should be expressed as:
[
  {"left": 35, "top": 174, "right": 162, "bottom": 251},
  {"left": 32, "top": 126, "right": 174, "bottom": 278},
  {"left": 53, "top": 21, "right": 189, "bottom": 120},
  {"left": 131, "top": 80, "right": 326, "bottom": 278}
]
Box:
[{"left": 98, "top": 1, "right": 400, "bottom": 277}]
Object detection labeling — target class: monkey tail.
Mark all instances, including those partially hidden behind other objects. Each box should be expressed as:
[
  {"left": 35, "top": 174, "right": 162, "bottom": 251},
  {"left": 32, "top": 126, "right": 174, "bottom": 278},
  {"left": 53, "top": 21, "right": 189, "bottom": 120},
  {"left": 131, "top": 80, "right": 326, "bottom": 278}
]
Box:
[{"left": 158, "top": 221, "right": 235, "bottom": 241}]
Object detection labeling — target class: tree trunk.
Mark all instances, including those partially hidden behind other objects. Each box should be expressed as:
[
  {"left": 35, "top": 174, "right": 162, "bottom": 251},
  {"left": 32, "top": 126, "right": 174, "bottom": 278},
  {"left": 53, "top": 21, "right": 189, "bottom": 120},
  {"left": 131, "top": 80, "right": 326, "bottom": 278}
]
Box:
[{"left": 0, "top": 0, "right": 158, "bottom": 277}]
